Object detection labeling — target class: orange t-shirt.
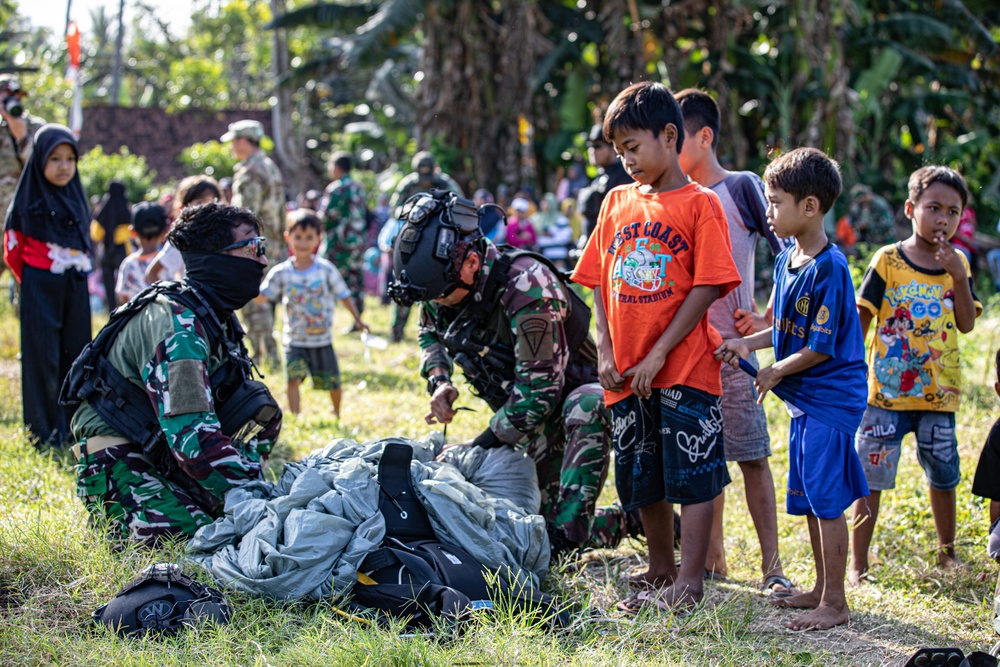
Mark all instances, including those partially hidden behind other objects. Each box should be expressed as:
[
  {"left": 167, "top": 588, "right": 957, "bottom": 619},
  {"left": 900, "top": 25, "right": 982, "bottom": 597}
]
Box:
[{"left": 571, "top": 182, "right": 741, "bottom": 405}]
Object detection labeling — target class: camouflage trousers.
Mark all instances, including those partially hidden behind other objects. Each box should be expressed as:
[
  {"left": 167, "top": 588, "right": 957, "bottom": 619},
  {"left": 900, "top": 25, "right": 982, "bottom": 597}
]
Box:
[
  {"left": 526, "top": 382, "right": 628, "bottom": 549},
  {"left": 75, "top": 443, "right": 217, "bottom": 546},
  {"left": 327, "top": 249, "right": 365, "bottom": 316},
  {"left": 391, "top": 304, "right": 411, "bottom": 342},
  {"left": 240, "top": 300, "right": 279, "bottom": 367}
]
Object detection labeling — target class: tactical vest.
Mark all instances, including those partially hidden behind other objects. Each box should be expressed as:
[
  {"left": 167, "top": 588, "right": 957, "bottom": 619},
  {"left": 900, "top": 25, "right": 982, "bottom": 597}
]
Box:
[
  {"left": 60, "top": 281, "right": 279, "bottom": 510},
  {"left": 436, "top": 247, "right": 598, "bottom": 411}
]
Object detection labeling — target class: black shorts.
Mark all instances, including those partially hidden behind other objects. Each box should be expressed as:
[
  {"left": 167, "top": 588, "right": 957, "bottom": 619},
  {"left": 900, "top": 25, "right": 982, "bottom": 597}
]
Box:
[
  {"left": 285, "top": 344, "right": 341, "bottom": 390},
  {"left": 611, "top": 385, "right": 730, "bottom": 510}
]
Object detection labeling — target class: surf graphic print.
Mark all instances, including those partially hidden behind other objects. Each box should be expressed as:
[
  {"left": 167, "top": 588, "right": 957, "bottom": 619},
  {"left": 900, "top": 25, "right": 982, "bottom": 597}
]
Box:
[{"left": 607, "top": 220, "right": 691, "bottom": 305}]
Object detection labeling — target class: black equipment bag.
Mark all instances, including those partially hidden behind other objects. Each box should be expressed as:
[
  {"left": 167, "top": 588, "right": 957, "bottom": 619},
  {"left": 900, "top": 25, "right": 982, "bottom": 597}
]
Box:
[{"left": 346, "top": 443, "right": 567, "bottom": 628}]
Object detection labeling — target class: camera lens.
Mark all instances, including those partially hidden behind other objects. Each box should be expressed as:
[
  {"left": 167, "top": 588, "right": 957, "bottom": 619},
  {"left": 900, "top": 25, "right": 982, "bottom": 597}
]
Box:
[{"left": 3, "top": 96, "right": 23, "bottom": 118}]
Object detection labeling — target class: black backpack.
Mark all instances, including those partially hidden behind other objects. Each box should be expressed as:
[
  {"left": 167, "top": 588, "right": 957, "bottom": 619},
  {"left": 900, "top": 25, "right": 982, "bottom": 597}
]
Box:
[{"left": 343, "top": 443, "right": 567, "bottom": 629}]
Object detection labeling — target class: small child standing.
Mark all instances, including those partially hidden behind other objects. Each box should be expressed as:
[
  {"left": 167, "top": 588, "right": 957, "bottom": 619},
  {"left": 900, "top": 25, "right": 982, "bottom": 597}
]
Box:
[
  {"left": 258, "top": 209, "right": 368, "bottom": 417},
  {"left": 716, "top": 147, "right": 870, "bottom": 631},
  {"left": 849, "top": 166, "right": 981, "bottom": 580},
  {"left": 3, "top": 124, "right": 93, "bottom": 447},
  {"left": 114, "top": 201, "right": 168, "bottom": 305},
  {"left": 972, "top": 349, "right": 1000, "bottom": 562},
  {"left": 572, "top": 81, "right": 741, "bottom": 612}
]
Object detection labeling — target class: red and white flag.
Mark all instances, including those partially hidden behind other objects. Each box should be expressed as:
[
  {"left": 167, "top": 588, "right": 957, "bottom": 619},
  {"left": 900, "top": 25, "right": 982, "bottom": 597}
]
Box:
[{"left": 66, "top": 22, "right": 83, "bottom": 137}]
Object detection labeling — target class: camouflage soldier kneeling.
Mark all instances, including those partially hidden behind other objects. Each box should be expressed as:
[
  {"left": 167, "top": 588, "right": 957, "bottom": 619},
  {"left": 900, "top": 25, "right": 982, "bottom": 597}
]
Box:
[
  {"left": 388, "top": 190, "right": 636, "bottom": 557},
  {"left": 61, "top": 204, "right": 282, "bottom": 545}
]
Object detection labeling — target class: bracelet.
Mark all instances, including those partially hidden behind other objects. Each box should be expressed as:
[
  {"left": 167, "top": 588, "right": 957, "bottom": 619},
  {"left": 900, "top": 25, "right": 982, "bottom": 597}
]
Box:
[{"left": 426, "top": 373, "right": 451, "bottom": 395}]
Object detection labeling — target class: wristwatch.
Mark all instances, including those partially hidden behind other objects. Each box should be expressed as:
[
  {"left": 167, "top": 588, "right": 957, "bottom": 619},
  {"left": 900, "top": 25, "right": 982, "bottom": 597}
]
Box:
[{"left": 427, "top": 374, "right": 451, "bottom": 395}]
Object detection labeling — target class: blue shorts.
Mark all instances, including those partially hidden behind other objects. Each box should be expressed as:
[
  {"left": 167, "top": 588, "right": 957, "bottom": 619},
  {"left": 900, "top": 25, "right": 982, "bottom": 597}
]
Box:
[
  {"left": 854, "top": 406, "right": 959, "bottom": 491},
  {"left": 610, "top": 385, "right": 730, "bottom": 510},
  {"left": 787, "top": 414, "right": 870, "bottom": 519}
]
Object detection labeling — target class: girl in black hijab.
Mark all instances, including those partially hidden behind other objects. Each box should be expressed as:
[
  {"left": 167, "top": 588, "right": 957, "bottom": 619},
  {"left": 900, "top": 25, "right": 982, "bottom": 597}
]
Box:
[
  {"left": 93, "top": 180, "right": 131, "bottom": 312},
  {"left": 3, "top": 123, "right": 93, "bottom": 447}
]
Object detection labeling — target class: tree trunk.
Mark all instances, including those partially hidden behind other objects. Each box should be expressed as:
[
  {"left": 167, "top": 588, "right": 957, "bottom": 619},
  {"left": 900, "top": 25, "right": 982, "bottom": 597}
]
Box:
[
  {"left": 269, "top": 0, "right": 304, "bottom": 198},
  {"left": 416, "top": 1, "right": 541, "bottom": 191},
  {"left": 109, "top": 0, "right": 125, "bottom": 106}
]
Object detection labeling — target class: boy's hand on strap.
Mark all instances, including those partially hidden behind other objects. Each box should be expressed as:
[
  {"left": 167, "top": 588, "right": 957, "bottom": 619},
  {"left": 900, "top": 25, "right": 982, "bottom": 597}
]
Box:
[
  {"left": 714, "top": 338, "right": 750, "bottom": 370},
  {"left": 753, "top": 365, "right": 782, "bottom": 404},
  {"left": 622, "top": 348, "right": 667, "bottom": 399}
]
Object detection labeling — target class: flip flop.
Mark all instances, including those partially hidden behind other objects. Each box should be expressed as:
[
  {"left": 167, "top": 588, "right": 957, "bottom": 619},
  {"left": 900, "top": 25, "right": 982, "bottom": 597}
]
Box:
[
  {"left": 616, "top": 590, "right": 667, "bottom": 614},
  {"left": 760, "top": 574, "right": 798, "bottom": 598}
]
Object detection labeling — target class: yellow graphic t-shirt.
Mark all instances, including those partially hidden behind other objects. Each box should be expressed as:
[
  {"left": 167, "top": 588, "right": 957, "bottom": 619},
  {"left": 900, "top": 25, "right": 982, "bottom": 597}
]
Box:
[{"left": 856, "top": 244, "right": 981, "bottom": 412}]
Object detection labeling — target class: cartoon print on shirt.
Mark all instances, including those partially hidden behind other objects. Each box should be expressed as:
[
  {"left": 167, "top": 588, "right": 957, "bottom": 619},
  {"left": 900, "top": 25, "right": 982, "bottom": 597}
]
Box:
[{"left": 873, "top": 307, "right": 930, "bottom": 399}]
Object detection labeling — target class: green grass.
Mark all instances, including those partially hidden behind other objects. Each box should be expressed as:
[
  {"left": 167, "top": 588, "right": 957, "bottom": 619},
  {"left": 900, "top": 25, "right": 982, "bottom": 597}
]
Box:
[{"left": 1, "top": 288, "right": 999, "bottom": 666}]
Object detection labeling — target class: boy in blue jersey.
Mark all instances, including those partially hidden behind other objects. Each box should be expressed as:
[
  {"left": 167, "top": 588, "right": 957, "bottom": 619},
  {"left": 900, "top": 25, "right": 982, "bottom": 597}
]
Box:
[{"left": 715, "top": 147, "right": 869, "bottom": 630}]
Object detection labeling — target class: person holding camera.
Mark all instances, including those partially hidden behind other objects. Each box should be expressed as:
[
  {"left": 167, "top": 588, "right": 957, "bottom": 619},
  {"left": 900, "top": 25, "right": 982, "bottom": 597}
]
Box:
[{"left": 0, "top": 76, "right": 46, "bottom": 276}]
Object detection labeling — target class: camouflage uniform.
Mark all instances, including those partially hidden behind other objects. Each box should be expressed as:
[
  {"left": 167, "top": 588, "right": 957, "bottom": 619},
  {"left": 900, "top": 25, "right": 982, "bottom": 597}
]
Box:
[
  {"left": 231, "top": 150, "right": 285, "bottom": 366},
  {"left": 848, "top": 185, "right": 896, "bottom": 246},
  {"left": 71, "top": 293, "right": 280, "bottom": 545},
  {"left": 322, "top": 174, "right": 367, "bottom": 315},
  {"left": 0, "top": 112, "right": 46, "bottom": 274},
  {"left": 419, "top": 242, "right": 626, "bottom": 550},
  {"left": 388, "top": 171, "right": 463, "bottom": 341}
]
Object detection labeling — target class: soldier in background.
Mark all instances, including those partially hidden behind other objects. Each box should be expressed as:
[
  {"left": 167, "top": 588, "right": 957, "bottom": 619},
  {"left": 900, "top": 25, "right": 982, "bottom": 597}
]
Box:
[
  {"left": 577, "top": 123, "right": 632, "bottom": 243},
  {"left": 0, "top": 76, "right": 46, "bottom": 279},
  {"left": 386, "top": 151, "right": 463, "bottom": 342},
  {"left": 223, "top": 120, "right": 285, "bottom": 367},
  {"left": 321, "top": 151, "right": 368, "bottom": 327},
  {"left": 388, "top": 191, "right": 635, "bottom": 558}
]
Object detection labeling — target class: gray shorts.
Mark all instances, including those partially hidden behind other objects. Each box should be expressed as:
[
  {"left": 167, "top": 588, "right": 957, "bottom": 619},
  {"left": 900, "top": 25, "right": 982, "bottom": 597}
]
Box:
[{"left": 719, "top": 359, "right": 771, "bottom": 462}]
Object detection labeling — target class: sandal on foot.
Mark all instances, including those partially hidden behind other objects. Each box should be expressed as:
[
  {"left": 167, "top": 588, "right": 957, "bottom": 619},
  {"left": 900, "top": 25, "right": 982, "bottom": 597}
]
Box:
[{"left": 760, "top": 574, "right": 798, "bottom": 598}]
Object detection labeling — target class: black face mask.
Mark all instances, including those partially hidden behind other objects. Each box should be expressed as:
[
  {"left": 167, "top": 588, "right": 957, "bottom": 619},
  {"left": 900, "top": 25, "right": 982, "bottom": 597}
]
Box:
[{"left": 181, "top": 252, "right": 265, "bottom": 316}]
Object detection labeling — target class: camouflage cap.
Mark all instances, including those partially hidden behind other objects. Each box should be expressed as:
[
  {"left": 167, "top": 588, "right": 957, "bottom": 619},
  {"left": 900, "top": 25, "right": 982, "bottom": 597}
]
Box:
[
  {"left": 221, "top": 119, "right": 265, "bottom": 143},
  {"left": 412, "top": 151, "right": 435, "bottom": 175}
]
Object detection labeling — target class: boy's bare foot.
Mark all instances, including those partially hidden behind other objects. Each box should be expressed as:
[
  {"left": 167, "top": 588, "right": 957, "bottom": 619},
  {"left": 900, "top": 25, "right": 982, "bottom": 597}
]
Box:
[
  {"left": 624, "top": 569, "right": 675, "bottom": 589},
  {"left": 770, "top": 588, "right": 821, "bottom": 609},
  {"left": 847, "top": 564, "right": 871, "bottom": 587},
  {"left": 784, "top": 601, "right": 850, "bottom": 631},
  {"left": 937, "top": 551, "right": 963, "bottom": 570},
  {"left": 616, "top": 581, "right": 702, "bottom": 613}
]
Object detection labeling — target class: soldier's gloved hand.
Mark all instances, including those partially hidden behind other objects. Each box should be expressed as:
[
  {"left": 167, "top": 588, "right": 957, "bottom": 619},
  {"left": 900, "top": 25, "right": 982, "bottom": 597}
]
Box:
[{"left": 424, "top": 382, "right": 459, "bottom": 425}]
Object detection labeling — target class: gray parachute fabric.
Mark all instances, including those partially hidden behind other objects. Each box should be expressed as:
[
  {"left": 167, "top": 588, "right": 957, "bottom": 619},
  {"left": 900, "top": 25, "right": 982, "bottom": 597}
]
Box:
[{"left": 185, "top": 434, "right": 548, "bottom": 601}]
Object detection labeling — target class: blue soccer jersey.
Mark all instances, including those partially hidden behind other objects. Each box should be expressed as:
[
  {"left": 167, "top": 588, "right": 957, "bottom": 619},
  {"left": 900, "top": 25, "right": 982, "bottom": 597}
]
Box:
[{"left": 771, "top": 243, "right": 868, "bottom": 434}]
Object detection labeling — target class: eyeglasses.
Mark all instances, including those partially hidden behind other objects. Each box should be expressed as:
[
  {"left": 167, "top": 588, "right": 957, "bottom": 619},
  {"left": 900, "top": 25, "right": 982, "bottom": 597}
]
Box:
[{"left": 215, "top": 236, "right": 267, "bottom": 258}]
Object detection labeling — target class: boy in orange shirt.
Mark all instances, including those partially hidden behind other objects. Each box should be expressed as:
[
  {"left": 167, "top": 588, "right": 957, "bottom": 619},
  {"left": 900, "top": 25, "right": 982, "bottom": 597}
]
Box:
[{"left": 572, "top": 81, "right": 741, "bottom": 611}]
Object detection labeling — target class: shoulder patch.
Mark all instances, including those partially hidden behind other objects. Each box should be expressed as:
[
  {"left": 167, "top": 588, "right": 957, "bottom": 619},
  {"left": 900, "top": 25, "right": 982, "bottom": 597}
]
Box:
[
  {"left": 517, "top": 314, "right": 553, "bottom": 361},
  {"left": 165, "top": 359, "right": 211, "bottom": 416}
]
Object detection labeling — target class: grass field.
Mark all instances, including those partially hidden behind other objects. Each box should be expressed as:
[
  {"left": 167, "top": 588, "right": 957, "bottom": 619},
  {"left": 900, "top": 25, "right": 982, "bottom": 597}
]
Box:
[{"left": 1, "top": 290, "right": 999, "bottom": 667}]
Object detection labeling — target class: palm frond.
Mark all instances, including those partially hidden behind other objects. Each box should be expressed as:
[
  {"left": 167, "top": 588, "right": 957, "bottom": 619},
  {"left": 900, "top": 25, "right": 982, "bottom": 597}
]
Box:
[
  {"left": 339, "top": 0, "right": 426, "bottom": 69},
  {"left": 265, "top": 2, "right": 380, "bottom": 30}
]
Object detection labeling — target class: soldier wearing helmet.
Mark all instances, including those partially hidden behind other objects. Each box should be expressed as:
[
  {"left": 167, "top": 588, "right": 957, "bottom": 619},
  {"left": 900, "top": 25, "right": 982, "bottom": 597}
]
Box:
[
  {"left": 385, "top": 151, "right": 464, "bottom": 342},
  {"left": 388, "top": 191, "right": 637, "bottom": 557}
]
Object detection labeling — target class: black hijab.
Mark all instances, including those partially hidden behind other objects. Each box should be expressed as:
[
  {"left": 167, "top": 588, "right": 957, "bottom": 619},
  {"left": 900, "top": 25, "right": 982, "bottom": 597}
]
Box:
[
  {"left": 94, "top": 180, "right": 131, "bottom": 239},
  {"left": 4, "top": 124, "right": 92, "bottom": 252}
]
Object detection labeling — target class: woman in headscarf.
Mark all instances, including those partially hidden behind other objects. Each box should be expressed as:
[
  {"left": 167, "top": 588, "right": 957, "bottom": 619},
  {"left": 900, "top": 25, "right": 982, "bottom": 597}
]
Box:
[
  {"left": 3, "top": 124, "right": 93, "bottom": 447},
  {"left": 91, "top": 180, "right": 131, "bottom": 312}
]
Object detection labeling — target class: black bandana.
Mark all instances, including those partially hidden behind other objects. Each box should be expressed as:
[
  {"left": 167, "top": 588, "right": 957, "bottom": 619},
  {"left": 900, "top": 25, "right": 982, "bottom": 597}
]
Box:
[
  {"left": 4, "top": 124, "right": 92, "bottom": 252},
  {"left": 182, "top": 252, "right": 265, "bottom": 316}
]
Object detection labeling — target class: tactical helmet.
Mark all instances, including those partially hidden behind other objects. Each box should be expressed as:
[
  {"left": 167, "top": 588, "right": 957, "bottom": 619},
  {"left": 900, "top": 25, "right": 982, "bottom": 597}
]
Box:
[
  {"left": 93, "top": 563, "right": 231, "bottom": 637},
  {"left": 387, "top": 190, "right": 494, "bottom": 307},
  {"left": 412, "top": 151, "right": 436, "bottom": 175}
]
